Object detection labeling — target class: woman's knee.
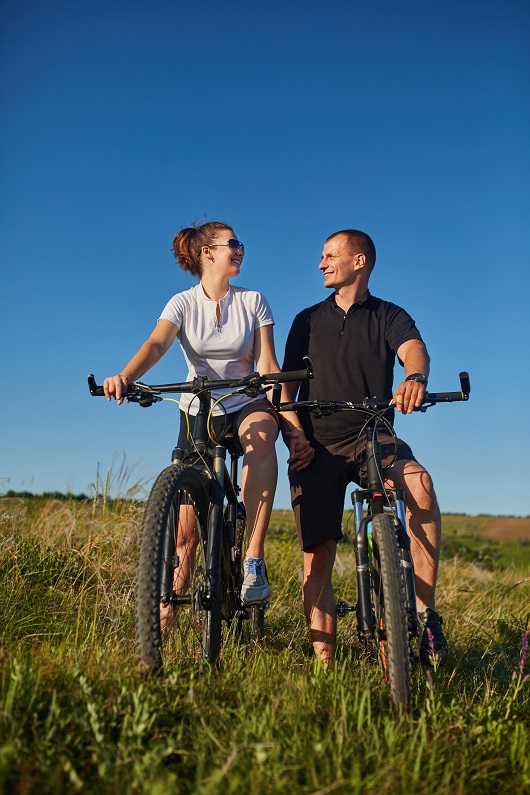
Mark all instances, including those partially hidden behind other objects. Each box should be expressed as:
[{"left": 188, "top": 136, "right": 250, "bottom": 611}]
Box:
[{"left": 239, "top": 414, "right": 278, "bottom": 456}]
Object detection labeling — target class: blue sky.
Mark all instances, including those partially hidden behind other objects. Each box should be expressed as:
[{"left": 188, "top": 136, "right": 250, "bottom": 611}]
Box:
[{"left": 1, "top": 0, "right": 529, "bottom": 516}]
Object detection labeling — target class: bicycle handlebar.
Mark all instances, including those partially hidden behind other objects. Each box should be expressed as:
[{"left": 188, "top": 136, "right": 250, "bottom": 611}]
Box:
[
  {"left": 87, "top": 356, "right": 314, "bottom": 402},
  {"left": 416, "top": 370, "right": 470, "bottom": 406},
  {"left": 88, "top": 363, "right": 469, "bottom": 415},
  {"left": 279, "top": 371, "right": 470, "bottom": 414}
]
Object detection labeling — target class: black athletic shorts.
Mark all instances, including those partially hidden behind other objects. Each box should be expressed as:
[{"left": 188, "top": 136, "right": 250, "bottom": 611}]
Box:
[
  {"left": 177, "top": 398, "right": 280, "bottom": 456},
  {"left": 289, "top": 433, "right": 416, "bottom": 550}
]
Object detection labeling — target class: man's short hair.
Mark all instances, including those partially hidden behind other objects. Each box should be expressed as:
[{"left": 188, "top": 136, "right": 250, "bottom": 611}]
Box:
[{"left": 327, "top": 230, "right": 376, "bottom": 271}]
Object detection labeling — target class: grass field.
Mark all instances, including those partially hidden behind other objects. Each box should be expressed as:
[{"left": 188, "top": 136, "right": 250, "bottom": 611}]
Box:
[{"left": 0, "top": 497, "right": 529, "bottom": 794}]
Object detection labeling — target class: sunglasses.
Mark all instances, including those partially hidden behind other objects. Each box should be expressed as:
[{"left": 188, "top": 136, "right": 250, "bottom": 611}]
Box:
[{"left": 207, "top": 239, "right": 245, "bottom": 253}]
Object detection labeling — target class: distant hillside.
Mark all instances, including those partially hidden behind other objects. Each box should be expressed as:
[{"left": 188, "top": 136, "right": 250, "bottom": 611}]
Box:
[
  {"left": 267, "top": 509, "right": 530, "bottom": 539},
  {"left": 440, "top": 514, "right": 530, "bottom": 539}
]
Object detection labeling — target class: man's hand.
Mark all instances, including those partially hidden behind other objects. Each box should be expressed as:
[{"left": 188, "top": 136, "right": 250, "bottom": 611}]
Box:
[
  {"left": 103, "top": 374, "right": 131, "bottom": 405},
  {"left": 395, "top": 340, "right": 430, "bottom": 414},
  {"left": 393, "top": 380, "right": 426, "bottom": 414},
  {"left": 284, "top": 427, "right": 314, "bottom": 470}
]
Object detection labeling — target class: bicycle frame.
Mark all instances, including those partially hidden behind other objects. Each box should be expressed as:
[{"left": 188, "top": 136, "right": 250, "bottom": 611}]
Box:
[{"left": 88, "top": 360, "right": 313, "bottom": 618}]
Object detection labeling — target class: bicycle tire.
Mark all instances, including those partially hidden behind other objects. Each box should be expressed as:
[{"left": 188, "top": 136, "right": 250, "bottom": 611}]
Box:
[
  {"left": 248, "top": 602, "right": 265, "bottom": 637},
  {"left": 371, "top": 514, "right": 412, "bottom": 708},
  {"left": 135, "top": 464, "right": 221, "bottom": 675}
]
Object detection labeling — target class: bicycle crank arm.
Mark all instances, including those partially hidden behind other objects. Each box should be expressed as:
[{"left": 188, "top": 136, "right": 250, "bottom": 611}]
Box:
[{"left": 165, "top": 594, "right": 192, "bottom": 605}]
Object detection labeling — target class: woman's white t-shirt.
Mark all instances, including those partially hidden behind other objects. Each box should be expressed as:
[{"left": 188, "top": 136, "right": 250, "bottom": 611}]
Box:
[{"left": 159, "top": 283, "right": 274, "bottom": 415}]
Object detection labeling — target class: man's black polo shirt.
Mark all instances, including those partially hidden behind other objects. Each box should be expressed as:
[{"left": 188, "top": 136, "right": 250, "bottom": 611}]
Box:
[{"left": 282, "top": 291, "right": 423, "bottom": 444}]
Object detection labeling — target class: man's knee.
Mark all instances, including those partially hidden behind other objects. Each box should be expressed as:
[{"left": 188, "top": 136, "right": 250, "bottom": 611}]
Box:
[{"left": 388, "top": 460, "right": 436, "bottom": 500}]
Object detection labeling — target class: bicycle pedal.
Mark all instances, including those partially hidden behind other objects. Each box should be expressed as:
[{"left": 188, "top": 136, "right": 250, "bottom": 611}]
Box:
[
  {"left": 245, "top": 599, "right": 269, "bottom": 610},
  {"left": 336, "top": 599, "right": 355, "bottom": 618}
]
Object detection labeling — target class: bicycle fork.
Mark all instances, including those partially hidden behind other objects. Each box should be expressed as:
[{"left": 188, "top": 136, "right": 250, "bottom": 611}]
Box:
[
  {"left": 349, "top": 489, "right": 419, "bottom": 642},
  {"left": 204, "top": 446, "right": 226, "bottom": 606}
]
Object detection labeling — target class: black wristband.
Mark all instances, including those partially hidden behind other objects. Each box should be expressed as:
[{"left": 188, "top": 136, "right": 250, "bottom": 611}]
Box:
[{"left": 405, "top": 373, "right": 428, "bottom": 386}]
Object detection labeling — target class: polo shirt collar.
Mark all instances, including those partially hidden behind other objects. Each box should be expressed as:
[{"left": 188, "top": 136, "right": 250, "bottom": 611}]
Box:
[{"left": 326, "top": 289, "right": 373, "bottom": 310}]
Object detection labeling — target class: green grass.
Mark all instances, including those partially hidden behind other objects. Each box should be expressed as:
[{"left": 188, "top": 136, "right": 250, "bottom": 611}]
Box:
[{"left": 0, "top": 498, "right": 529, "bottom": 794}]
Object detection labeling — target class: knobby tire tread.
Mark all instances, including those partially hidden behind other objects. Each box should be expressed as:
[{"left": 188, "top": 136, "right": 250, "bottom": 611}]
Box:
[{"left": 371, "top": 514, "right": 412, "bottom": 708}]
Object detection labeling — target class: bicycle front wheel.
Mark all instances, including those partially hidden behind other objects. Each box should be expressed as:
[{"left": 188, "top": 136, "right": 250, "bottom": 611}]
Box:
[
  {"left": 135, "top": 464, "right": 221, "bottom": 675},
  {"left": 371, "top": 514, "right": 412, "bottom": 708}
]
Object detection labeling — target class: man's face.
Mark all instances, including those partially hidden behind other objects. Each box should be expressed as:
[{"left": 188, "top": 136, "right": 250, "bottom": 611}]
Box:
[{"left": 318, "top": 234, "right": 362, "bottom": 290}]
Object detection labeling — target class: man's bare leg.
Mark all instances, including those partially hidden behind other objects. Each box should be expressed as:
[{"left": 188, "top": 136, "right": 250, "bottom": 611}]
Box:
[
  {"left": 302, "top": 540, "right": 337, "bottom": 662},
  {"left": 385, "top": 459, "right": 441, "bottom": 608}
]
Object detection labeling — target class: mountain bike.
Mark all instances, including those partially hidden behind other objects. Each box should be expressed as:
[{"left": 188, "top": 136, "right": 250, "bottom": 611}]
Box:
[
  {"left": 278, "top": 372, "right": 470, "bottom": 708},
  {"left": 88, "top": 359, "right": 312, "bottom": 675}
]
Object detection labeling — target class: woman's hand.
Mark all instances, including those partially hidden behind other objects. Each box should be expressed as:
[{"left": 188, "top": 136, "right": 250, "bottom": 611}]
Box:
[{"left": 103, "top": 374, "right": 131, "bottom": 405}]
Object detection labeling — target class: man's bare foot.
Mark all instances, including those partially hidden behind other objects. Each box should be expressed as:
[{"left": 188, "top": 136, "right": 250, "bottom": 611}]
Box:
[{"left": 160, "top": 602, "right": 175, "bottom": 633}]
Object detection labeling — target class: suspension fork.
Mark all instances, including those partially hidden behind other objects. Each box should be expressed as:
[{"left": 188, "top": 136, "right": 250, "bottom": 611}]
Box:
[
  {"left": 205, "top": 446, "right": 226, "bottom": 603},
  {"left": 160, "top": 446, "right": 185, "bottom": 601},
  {"left": 224, "top": 449, "right": 244, "bottom": 565},
  {"left": 351, "top": 427, "right": 380, "bottom": 637},
  {"left": 352, "top": 489, "right": 374, "bottom": 638}
]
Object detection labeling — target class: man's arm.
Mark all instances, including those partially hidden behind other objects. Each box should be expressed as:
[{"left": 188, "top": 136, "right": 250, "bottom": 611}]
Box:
[
  {"left": 279, "top": 381, "right": 315, "bottom": 471},
  {"left": 394, "top": 339, "right": 430, "bottom": 414},
  {"left": 280, "top": 315, "right": 315, "bottom": 469}
]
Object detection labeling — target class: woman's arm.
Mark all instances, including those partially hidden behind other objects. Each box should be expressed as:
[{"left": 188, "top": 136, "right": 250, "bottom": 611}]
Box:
[
  {"left": 104, "top": 319, "right": 179, "bottom": 404},
  {"left": 253, "top": 323, "right": 281, "bottom": 375}
]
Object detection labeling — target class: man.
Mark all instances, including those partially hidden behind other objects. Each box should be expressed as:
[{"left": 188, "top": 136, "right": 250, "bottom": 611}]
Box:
[{"left": 282, "top": 229, "right": 447, "bottom": 666}]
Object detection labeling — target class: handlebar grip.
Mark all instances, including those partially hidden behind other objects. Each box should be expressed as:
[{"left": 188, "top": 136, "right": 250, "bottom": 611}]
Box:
[
  {"left": 262, "top": 368, "right": 310, "bottom": 383},
  {"left": 459, "top": 371, "right": 470, "bottom": 398},
  {"left": 262, "top": 356, "right": 314, "bottom": 384},
  {"left": 88, "top": 374, "right": 105, "bottom": 397}
]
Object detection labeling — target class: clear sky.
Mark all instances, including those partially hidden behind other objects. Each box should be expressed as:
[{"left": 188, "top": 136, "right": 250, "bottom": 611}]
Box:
[{"left": 1, "top": 0, "right": 529, "bottom": 516}]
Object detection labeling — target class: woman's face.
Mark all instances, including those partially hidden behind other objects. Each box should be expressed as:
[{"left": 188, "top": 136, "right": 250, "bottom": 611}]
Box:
[{"left": 203, "top": 229, "right": 245, "bottom": 278}]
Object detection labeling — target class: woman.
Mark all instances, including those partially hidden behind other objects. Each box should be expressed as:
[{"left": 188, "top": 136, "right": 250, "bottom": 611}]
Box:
[{"left": 104, "top": 220, "right": 312, "bottom": 605}]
